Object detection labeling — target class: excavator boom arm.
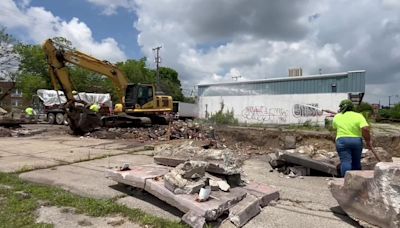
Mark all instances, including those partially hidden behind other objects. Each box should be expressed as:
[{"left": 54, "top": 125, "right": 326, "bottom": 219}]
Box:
[{"left": 43, "top": 39, "right": 128, "bottom": 104}]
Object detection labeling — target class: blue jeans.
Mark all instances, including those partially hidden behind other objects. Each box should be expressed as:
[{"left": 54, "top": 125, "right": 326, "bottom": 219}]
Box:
[{"left": 336, "top": 137, "right": 363, "bottom": 177}]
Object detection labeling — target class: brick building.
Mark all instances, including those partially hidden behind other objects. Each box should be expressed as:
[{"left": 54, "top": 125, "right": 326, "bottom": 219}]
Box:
[{"left": 0, "top": 81, "right": 25, "bottom": 111}]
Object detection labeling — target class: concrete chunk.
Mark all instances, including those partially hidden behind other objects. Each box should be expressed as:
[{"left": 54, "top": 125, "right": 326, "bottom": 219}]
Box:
[
  {"left": 145, "top": 179, "right": 247, "bottom": 220},
  {"left": 280, "top": 153, "right": 338, "bottom": 176},
  {"left": 229, "top": 194, "right": 261, "bottom": 227},
  {"left": 218, "top": 181, "right": 230, "bottom": 192},
  {"left": 242, "top": 182, "right": 280, "bottom": 207},
  {"left": 182, "top": 211, "right": 206, "bottom": 228},
  {"left": 153, "top": 156, "right": 187, "bottom": 167},
  {"left": 106, "top": 165, "right": 170, "bottom": 189},
  {"left": 330, "top": 162, "right": 400, "bottom": 228}
]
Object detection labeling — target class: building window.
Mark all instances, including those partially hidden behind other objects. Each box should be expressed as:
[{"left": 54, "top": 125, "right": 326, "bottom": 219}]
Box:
[
  {"left": 12, "top": 89, "right": 23, "bottom": 97},
  {"left": 12, "top": 99, "right": 20, "bottom": 107},
  {"left": 331, "top": 83, "right": 337, "bottom": 93}
]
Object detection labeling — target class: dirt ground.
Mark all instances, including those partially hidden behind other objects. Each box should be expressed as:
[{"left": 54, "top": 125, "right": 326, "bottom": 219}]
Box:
[{"left": 0, "top": 123, "right": 399, "bottom": 227}]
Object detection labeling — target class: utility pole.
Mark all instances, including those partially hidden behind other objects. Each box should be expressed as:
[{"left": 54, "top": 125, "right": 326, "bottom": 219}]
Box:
[{"left": 152, "top": 46, "right": 162, "bottom": 85}]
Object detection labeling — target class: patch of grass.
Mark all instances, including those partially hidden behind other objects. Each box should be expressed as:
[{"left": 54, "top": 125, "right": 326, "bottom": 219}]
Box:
[{"left": 0, "top": 172, "right": 187, "bottom": 228}]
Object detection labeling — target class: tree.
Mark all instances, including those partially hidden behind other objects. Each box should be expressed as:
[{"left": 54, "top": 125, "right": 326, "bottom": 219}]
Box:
[
  {"left": 0, "top": 28, "right": 20, "bottom": 102},
  {"left": 15, "top": 43, "right": 51, "bottom": 100},
  {"left": 0, "top": 27, "right": 20, "bottom": 78},
  {"left": 159, "top": 67, "right": 184, "bottom": 101},
  {"left": 117, "top": 60, "right": 185, "bottom": 101}
]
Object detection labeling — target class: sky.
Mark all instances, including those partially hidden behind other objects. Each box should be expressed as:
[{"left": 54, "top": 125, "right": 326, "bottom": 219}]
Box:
[{"left": 1, "top": 0, "right": 400, "bottom": 104}]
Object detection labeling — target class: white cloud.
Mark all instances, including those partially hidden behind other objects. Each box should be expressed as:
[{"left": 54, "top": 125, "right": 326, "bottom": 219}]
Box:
[
  {"left": 126, "top": 0, "right": 400, "bottom": 101},
  {"left": 85, "top": 0, "right": 135, "bottom": 15},
  {"left": 0, "top": 0, "right": 126, "bottom": 62}
]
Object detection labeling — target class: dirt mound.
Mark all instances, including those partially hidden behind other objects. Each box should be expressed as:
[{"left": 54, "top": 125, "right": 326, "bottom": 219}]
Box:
[{"left": 0, "top": 127, "right": 11, "bottom": 137}]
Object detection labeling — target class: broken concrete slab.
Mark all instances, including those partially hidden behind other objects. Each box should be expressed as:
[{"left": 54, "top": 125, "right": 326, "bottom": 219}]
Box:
[
  {"left": 330, "top": 162, "right": 400, "bottom": 228},
  {"left": 229, "top": 194, "right": 261, "bottom": 227},
  {"left": 280, "top": 153, "right": 338, "bottom": 176},
  {"left": 153, "top": 156, "right": 187, "bottom": 167},
  {"left": 154, "top": 155, "right": 241, "bottom": 176},
  {"left": 182, "top": 211, "right": 206, "bottom": 228},
  {"left": 163, "top": 161, "right": 208, "bottom": 194},
  {"left": 144, "top": 179, "right": 247, "bottom": 221},
  {"left": 106, "top": 165, "right": 170, "bottom": 189},
  {"left": 242, "top": 182, "right": 280, "bottom": 207}
]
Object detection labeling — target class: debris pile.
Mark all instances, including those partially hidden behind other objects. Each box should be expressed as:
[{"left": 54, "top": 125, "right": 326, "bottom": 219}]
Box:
[
  {"left": 154, "top": 141, "right": 242, "bottom": 176},
  {"left": 269, "top": 146, "right": 392, "bottom": 177},
  {"left": 87, "top": 120, "right": 217, "bottom": 141},
  {"left": 164, "top": 161, "right": 209, "bottom": 194},
  {"left": 107, "top": 142, "right": 280, "bottom": 227},
  {"left": 330, "top": 162, "right": 400, "bottom": 228}
]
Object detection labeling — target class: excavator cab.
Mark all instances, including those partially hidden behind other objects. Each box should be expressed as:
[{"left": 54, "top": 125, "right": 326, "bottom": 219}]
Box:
[{"left": 125, "top": 84, "right": 154, "bottom": 108}]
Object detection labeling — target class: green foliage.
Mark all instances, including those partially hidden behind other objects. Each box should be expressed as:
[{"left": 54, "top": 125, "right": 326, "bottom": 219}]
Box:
[
  {"left": 14, "top": 43, "right": 51, "bottom": 101},
  {"left": 117, "top": 58, "right": 153, "bottom": 83},
  {"left": 117, "top": 60, "right": 185, "bottom": 101},
  {"left": 378, "top": 104, "right": 400, "bottom": 120},
  {"left": 209, "top": 102, "right": 239, "bottom": 125},
  {"left": 355, "top": 102, "right": 373, "bottom": 113},
  {"left": 15, "top": 44, "right": 49, "bottom": 79},
  {"left": 17, "top": 75, "right": 48, "bottom": 100}
]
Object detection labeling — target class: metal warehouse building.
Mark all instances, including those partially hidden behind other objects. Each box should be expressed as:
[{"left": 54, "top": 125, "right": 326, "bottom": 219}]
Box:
[{"left": 197, "top": 70, "right": 366, "bottom": 125}]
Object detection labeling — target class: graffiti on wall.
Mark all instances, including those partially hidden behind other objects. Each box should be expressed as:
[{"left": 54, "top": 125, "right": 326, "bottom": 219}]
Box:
[
  {"left": 241, "top": 106, "right": 288, "bottom": 123},
  {"left": 292, "top": 103, "right": 323, "bottom": 118}
]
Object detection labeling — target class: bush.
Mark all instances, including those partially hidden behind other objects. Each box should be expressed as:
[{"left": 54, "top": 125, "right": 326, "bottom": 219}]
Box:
[
  {"left": 355, "top": 102, "right": 373, "bottom": 113},
  {"left": 377, "top": 104, "right": 400, "bottom": 120},
  {"left": 208, "top": 102, "right": 239, "bottom": 125}
]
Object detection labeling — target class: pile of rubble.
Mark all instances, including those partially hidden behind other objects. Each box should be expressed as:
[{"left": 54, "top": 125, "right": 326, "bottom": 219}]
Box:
[
  {"left": 87, "top": 120, "right": 217, "bottom": 142},
  {"left": 269, "top": 144, "right": 392, "bottom": 177},
  {"left": 154, "top": 141, "right": 242, "bottom": 176},
  {"left": 107, "top": 142, "right": 280, "bottom": 227}
]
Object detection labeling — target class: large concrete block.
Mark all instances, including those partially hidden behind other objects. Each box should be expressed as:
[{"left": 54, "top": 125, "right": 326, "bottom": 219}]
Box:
[
  {"left": 280, "top": 153, "right": 338, "bottom": 176},
  {"left": 330, "top": 162, "right": 400, "bottom": 228},
  {"left": 229, "top": 194, "right": 261, "bottom": 227},
  {"left": 144, "top": 179, "right": 247, "bottom": 221},
  {"left": 242, "top": 182, "right": 280, "bottom": 207},
  {"left": 106, "top": 165, "right": 170, "bottom": 189}
]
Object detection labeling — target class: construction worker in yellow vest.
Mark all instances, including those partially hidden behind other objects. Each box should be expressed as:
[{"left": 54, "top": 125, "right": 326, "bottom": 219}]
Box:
[
  {"left": 114, "top": 103, "right": 123, "bottom": 114},
  {"left": 89, "top": 103, "right": 100, "bottom": 113},
  {"left": 25, "top": 107, "right": 36, "bottom": 120}
]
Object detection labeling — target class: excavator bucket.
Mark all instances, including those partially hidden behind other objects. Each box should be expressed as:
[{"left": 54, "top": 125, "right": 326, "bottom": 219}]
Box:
[{"left": 66, "top": 106, "right": 101, "bottom": 135}]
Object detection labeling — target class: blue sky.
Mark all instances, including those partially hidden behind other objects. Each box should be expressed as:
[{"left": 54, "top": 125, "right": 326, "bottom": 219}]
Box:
[{"left": 28, "top": 0, "right": 141, "bottom": 59}]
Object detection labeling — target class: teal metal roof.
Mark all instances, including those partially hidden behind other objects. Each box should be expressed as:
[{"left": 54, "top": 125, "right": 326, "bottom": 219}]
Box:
[{"left": 198, "top": 71, "right": 365, "bottom": 96}]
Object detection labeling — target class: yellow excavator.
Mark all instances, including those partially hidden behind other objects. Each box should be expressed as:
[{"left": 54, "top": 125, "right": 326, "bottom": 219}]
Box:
[{"left": 43, "top": 39, "right": 173, "bottom": 134}]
